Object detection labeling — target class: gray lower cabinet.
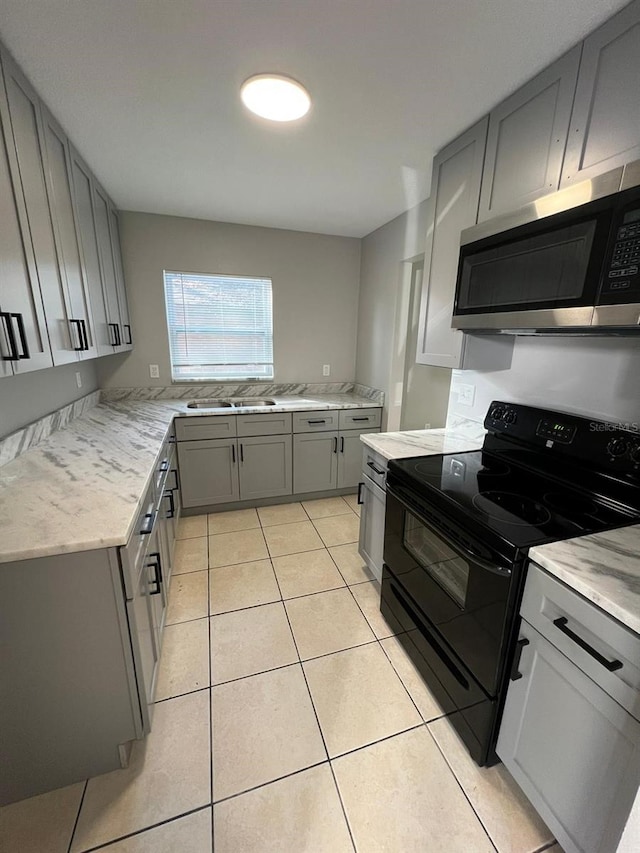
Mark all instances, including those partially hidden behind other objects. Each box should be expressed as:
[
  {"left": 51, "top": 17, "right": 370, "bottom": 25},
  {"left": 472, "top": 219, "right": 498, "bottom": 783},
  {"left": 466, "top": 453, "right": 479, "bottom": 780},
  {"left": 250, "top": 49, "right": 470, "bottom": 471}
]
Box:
[
  {"left": 478, "top": 46, "right": 581, "bottom": 222},
  {"left": 562, "top": 0, "right": 640, "bottom": 186},
  {"left": 358, "top": 472, "right": 386, "bottom": 583},
  {"left": 238, "top": 434, "right": 292, "bottom": 500},
  {"left": 178, "top": 437, "right": 239, "bottom": 508},
  {"left": 497, "top": 564, "right": 640, "bottom": 853},
  {"left": 337, "top": 429, "right": 372, "bottom": 488},
  {"left": 293, "top": 431, "right": 339, "bottom": 493},
  {"left": 415, "top": 117, "right": 488, "bottom": 369}
]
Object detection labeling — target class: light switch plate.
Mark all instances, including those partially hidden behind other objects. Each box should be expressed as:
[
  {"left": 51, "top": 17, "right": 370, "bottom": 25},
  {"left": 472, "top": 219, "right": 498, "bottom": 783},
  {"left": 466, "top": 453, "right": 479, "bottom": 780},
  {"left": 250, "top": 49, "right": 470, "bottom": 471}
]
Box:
[
  {"left": 322, "top": 364, "right": 330, "bottom": 376},
  {"left": 457, "top": 383, "right": 475, "bottom": 406},
  {"left": 75, "top": 371, "right": 82, "bottom": 388},
  {"left": 149, "top": 364, "right": 160, "bottom": 378}
]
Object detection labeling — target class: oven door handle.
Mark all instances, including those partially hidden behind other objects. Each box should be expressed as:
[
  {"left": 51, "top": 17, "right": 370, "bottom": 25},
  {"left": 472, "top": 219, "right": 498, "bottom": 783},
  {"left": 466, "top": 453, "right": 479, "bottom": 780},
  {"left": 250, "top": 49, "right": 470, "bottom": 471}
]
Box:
[{"left": 387, "top": 484, "right": 512, "bottom": 578}]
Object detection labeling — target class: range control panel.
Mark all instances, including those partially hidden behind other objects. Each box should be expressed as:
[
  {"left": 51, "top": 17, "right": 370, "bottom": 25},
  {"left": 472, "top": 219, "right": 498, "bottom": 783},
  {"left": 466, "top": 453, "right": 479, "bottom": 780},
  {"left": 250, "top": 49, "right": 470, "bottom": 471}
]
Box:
[{"left": 485, "top": 401, "right": 640, "bottom": 473}]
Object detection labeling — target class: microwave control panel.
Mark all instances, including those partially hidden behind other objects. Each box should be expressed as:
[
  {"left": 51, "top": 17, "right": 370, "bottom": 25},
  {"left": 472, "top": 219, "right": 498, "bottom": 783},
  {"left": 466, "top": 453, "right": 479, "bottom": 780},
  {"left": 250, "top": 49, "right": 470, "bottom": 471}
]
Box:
[{"left": 602, "top": 205, "right": 640, "bottom": 296}]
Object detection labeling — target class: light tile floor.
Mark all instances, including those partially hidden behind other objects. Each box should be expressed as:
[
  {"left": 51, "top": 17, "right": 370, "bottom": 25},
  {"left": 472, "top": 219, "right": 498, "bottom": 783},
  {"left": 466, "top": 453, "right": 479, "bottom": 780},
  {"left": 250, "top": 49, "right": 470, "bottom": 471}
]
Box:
[{"left": 0, "top": 496, "right": 563, "bottom": 853}]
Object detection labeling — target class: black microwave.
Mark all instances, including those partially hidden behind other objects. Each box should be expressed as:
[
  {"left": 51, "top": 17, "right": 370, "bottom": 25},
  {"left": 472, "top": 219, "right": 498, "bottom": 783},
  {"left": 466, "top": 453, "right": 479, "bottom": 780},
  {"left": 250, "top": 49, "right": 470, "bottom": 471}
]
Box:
[{"left": 452, "top": 165, "right": 640, "bottom": 333}]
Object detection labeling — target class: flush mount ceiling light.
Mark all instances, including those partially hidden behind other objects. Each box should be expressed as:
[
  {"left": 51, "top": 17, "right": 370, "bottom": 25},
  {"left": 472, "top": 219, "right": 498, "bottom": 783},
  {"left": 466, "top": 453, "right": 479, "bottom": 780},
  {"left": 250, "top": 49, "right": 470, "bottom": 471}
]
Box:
[{"left": 240, "top": 74, "right": 311, "bottom": 122}]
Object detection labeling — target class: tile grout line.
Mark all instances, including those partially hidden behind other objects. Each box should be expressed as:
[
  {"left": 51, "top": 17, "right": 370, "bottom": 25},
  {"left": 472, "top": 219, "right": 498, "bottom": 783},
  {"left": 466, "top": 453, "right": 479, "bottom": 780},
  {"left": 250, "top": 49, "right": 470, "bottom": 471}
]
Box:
[
  {"left": 206, "top": 526, "right": 215, "bottom": 849},
  {"left": 66, "top": 778, "right": 88, "bottom": 853}
]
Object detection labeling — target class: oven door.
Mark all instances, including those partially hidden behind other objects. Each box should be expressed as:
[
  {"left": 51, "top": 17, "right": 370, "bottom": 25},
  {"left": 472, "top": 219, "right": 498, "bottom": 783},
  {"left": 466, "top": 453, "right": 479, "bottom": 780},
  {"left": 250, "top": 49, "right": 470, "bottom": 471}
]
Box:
[{"left": 383, "top": 483, "right": 515, "bottom": 697}]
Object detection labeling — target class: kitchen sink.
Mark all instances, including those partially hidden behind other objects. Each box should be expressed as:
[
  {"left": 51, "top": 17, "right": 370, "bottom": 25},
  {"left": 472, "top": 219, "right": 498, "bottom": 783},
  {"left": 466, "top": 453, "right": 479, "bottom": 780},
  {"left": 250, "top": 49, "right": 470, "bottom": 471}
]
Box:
[{"left": 186, "top": 398, "right": 277, "bottom": 409}]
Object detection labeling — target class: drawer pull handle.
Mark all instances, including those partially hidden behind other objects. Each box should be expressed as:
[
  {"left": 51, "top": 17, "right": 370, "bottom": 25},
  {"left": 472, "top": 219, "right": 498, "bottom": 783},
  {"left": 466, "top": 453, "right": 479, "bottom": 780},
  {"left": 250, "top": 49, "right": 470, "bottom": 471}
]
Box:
[
  {"left": 357, "top": 482, "right": 364, "bottom": 505},
  {"left": 140, "top": 511, "right": 155, "bottom": 535},
  {"left": 509, "top": 636, "right": 529, "bottom": 681},
  {"left": 147, "top": 552, "right": 163, "bottom": 595},
  {"left": 159, "top": 459, "right": 169, "bottom": 472},
  {"left": 308, "top": 419, "right": 326, "bottom": 424},
  {"left": 553, "top": 617, "right": 623, "bottom": 672},
  {"left": 351, "top": 416, "right": 370, "bottom": 422},
  {"left": 367, "top": 461, "right": 385, "bottom": 476}
]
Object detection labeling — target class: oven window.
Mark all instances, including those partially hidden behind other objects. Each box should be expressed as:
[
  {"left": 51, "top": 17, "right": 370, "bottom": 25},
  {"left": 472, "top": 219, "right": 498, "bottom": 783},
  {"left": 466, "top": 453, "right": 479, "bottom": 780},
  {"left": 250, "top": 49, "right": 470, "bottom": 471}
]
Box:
[{"left": 403, "top": 512, "right": 470, "bottom": 608}]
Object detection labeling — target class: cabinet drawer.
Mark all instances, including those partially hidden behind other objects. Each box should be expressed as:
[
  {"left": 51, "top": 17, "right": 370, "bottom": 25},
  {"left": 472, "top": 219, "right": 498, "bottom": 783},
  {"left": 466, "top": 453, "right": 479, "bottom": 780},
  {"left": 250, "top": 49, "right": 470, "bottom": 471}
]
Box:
[
  {"left": 237, "top": 412, "right": 292, "bottom": 436},
  {"left": 120, "top": 482, "right": 156, "bottom": 599},
  {"left": 153, "top": 438, "right": 171, "bottom": 499},
  {"left": 339, "top": 408, "right": 382, "bottom": 430},
  {"left": 523, "top": 562, "right": 640, "bottom": 720},
  {"left": 292, "top": 410, "right": 338, "bottom": 432},
  {"left": 175, "top": 415, "right": 237, "bottom": 441},
  {"left": 361, "top": 446, "right": 387, "bottom": 489}
]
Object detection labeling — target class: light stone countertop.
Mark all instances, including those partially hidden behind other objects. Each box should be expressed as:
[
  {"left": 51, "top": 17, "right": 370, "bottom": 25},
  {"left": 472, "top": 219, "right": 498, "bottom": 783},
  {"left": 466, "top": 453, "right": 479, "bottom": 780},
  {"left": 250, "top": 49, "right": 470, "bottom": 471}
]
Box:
[
  {"left": 0, "top": 394, "right": 380, "bottom": 565},
  {"left": 359, "top": 427, "right": 485, "bottom": 460},
  {"left": 530, "top": 526, "right": 640, "bottom": 635}
]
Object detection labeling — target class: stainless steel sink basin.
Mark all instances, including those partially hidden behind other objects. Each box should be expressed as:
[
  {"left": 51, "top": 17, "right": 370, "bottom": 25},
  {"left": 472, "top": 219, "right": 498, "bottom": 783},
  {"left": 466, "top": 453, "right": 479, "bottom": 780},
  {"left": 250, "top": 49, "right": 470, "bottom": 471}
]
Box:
[
  {"left": 186, "top": 400, "right": 234, "bottom": 409},
  {"left": 232, "top": 399, "right": 277, "bottom": 407}
]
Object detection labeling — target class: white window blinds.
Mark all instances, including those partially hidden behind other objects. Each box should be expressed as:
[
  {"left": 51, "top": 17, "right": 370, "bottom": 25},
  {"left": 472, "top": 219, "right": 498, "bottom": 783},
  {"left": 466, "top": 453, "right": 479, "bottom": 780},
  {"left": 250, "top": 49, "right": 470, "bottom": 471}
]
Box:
[{"left": 163, "top": 271, "right": 274, "bottom": 381}]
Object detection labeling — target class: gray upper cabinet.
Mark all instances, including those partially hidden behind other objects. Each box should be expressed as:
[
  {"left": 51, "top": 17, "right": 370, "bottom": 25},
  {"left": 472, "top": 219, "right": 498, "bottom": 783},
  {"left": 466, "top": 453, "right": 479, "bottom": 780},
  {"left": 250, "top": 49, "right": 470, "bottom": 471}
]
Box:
[
  {"left": 415, "top": 117, "right": 488, "bottom": 369},
  {"left": 238, "top": 434, "right": 292, "bottom": 501},
  {"left": 479, "top": 47, "right": 581, "bottom": 222},
  {"left": 109, "top": 205, "right": 133, "bottom": 349},
  {"left": 0, "top": 50, "right": 76, "bottom": 366},
  {"left": 69, "top": 147, "right": 113, "bottom": 357},
  {"left": 0, "top": 63, "right": 52, "bottom": 377},
  {"left": 38, "top": 106, "right": 96, "bottom": 359},
  {"left": 92, "top": 182, "right": 125, "bottom": 349},
  {"left": 562, "top": 0, "right": 640, "bottom": 186}
]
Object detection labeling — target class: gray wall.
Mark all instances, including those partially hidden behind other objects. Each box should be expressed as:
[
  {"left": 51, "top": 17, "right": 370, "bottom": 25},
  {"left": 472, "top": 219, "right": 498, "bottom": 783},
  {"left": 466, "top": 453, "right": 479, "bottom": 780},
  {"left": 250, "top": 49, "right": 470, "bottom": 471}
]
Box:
[
  {"left": 97, "top": 212, "right": 361, "bottom": 389},
  {"left": 355, "top": 199, "right": 451, "bottom": 429},
  {"left": 448, "top": 337, "right": 640, "bottom": 425},
  {"left": 0, "top": 360, "right": 99, "bottom": 438}
]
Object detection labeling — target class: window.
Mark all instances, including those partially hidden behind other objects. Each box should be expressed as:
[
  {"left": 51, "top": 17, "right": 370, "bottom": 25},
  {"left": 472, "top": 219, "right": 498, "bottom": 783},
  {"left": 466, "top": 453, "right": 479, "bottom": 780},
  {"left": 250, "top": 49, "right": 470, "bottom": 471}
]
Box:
[{"left": 163, "top": 271, "right": 274, "bottom": 381}]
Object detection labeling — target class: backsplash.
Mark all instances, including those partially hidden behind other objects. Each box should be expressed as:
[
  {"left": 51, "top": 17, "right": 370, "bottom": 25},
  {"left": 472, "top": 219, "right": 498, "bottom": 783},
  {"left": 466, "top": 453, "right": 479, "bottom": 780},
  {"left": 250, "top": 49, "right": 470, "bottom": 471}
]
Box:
[
  {"left": 101, "top": 382, "right": 385, "bottom": 404},
  {"left": 0, "top": 390, "right": 101, "bottom": 467}
]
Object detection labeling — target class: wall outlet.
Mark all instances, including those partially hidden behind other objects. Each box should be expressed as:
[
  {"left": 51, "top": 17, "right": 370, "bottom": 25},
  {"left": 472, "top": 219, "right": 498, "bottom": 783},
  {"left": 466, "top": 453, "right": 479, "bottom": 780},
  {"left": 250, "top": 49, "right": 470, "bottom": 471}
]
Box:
[
  {"left": 149, "top": 364, "right": 160, "bottom": 379},
  {"left": 322, "top": 364, "right": 330, "bottom": 376},
  {"left": 424, "top": 422, "right": 431, "bottom": 430},
  {"left": 75, "top": 371, "right": 82, "bottom": 389},
  {"left": 457, "top": 383, "right": 475, "bottom": 406}
]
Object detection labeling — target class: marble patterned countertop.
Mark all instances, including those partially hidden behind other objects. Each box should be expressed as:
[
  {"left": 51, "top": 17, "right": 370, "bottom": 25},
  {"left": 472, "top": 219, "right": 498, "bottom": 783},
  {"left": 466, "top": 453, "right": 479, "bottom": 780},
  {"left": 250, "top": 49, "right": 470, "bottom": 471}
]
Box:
[
  {"left": 362, "top": 426, "right": 640, "bottom": 635},
  {"left": 0, "top": 394, "right": 380, "bottom": 565}
]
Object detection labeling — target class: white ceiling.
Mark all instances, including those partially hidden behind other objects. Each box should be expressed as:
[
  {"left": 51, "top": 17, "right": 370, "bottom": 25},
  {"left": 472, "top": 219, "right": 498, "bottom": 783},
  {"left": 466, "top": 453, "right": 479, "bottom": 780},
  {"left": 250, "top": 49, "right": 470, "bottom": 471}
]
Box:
[{"left": 0, "top": 0, "right": 630, "bottom": 237}]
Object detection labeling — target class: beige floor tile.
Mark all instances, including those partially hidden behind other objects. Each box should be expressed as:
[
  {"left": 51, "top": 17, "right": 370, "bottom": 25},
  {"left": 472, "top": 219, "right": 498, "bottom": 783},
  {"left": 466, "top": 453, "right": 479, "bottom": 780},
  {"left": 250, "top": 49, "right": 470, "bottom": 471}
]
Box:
[
  {"left": 302, "top": 496, "right": 352, "bottom": 519},
  {"left": 209, "top": 528, "right": 268, "bottom": 568},
  {"left": 343, "top": 493, "right": 361, "bottom": 516},
  {"left": 176, "top": 514, "right": 207, "bottom": 540},
  {"left": 329, "top": 543, "right": 375, "bottom": 585},
  {"left": 263, "top": 521, "right": 324, "bottom": 557},
  {"left": 380, "top": 634, "right": 445, "bottom": 721},
  {"left": 351, "top": 580, "right": 407, "bottom": 638},
  {"left": 0, "top": 781, "right": 85, "bottom": 853},
  {"left": 214, "top": 764, "right": 353, "bottom": 853},
  {"left": 272, "top": 549, "right": 346, "bottom": 598},
  {"left": 155, "top": 618, "right": 209, "bottom": 701},
  {"left": 172, "top": 536, "right": 208, "bottom": 575},
  {"left": 209, "top": 560, "right": 280, "bottom": 614},
  {"left": 257, "top": 502, "right": 307, "bottom": 527},
  {"left": 333, "top": 727, "right": 495, "bottom": 853},
  {"left": 313, "top": 514, "right": 360, "bottom": 547},
  {"left": 71, "top": 691, "right": 210, "bottom": 852},
  {"left": 208, "top": 507, "right": 260, "bottom": 535},
  {"left": 165, "top": 571, "right": 208, "bottom": 625},
  {"left": 95, "top": 808, "right": 212, "bottom": 852},
  {"left": 285, "top": 587, "right": 376, "bottom": 660},
  {"left": 212, "top": 665, "right": 326, "bottom": 800},
  {"left": 429, "top": 716, "right": 554, "bottom": 853},
  {"left": 304, "top": 644, "right": 422, "bottom": 757},
  {"left": 211, "top": 602, "right": 298, "bottom": 683}
]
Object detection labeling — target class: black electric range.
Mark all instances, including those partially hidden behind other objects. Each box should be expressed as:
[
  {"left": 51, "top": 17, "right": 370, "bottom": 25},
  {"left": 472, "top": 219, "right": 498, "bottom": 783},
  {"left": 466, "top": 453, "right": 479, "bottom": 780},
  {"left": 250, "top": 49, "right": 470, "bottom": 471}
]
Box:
[{"left": 380, "top": 401, "right": 640, "bottom": 766}]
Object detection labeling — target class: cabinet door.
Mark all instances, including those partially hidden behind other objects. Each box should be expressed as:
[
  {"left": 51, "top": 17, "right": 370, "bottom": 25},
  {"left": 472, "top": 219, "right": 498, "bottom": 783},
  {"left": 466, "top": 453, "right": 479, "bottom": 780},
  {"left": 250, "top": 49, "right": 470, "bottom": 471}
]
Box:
[
  {"left": 109, "top": 205, "right": 133, "bottom": 349},
  {"left": 177, "top": 438, "right": 239, "bottom": 508},
  {"left": 479, "top": 47, "right": 581, "bottom": 221},
  {"left": 293, "top": 432, "right": 338, "bottom": 493},
  {"left": 338, "top": 429, "right": 378, "bottom": 489},
  {"left": 0, "top": 65, "right": 51, "bottom": 376},
  {"left": 497, "top": 620, "right": 640, "bottom": 853},
  {"left": 92, "top": 182, "right": 122, "bottom": 348},
  {"left": 1, "top": 50, "right": 76, "bottom": 365},
  {"left": 562, "top": 0, "right": 640, "bottom": 186},
  {"left": 238, "top": 434, "right": 292, "bottom": 501},
  {"left": 415, "top": 117, "right": 488, "bottom": 369},
  {"left": 38, "top": 106, "right": 96, "bottom": 359},
  {"left": 128, "top": 552, "right": 159, "bottom": 731},
  {"left": 69, "top": 146, "right": 113, "bottom": 357},
  {"left": 358, "top": 476, "right": 385, "bottom": 583}
]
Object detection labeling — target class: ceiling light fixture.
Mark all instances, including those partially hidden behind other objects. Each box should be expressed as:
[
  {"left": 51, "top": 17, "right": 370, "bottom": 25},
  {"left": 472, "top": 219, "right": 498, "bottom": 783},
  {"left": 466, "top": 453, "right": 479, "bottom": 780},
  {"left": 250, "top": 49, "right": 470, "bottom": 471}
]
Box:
[{"left": 240, "top": 74, "right": 311, "bottom": 122}]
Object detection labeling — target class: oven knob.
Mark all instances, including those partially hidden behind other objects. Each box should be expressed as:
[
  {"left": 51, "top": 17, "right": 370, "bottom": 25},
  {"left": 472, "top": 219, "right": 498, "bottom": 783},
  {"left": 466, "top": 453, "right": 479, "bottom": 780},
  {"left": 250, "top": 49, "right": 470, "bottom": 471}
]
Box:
[
  {"left": 606, "top": 437, "right": 628, "bottom": 458},
  {"left": 630, "top": 442, "right": 640, "bottom": 465},
  {"left": 490, "top": 406, "right": 505, "bottom": 421},
  {"left": 503, "top": 410, "right": 517, "bottom": 425}
]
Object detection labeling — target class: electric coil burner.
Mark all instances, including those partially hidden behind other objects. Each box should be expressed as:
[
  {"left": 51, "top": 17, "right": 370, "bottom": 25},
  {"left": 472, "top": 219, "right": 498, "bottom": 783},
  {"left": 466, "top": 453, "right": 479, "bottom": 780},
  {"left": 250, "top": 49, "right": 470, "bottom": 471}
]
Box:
[{"left": 380, "top": 402, "right": 640, "bottom": 766}]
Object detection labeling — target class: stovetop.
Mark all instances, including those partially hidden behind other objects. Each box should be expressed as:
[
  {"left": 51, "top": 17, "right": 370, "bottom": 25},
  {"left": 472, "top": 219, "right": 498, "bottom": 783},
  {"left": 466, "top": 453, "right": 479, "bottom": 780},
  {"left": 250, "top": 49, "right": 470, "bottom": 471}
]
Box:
[
  {"left": 389, "top": 449, "right": 640, "bottom": 550},
  {"left": 387, "top": 401, "right": 640, "bottom": 552}
]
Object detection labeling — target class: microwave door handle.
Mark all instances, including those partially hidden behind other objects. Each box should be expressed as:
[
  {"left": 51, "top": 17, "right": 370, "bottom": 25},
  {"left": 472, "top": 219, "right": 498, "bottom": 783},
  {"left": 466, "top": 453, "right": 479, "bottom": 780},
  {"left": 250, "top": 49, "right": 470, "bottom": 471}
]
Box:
[{"left": 387, "top": 484, "right": 512, "bottom": 578}]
